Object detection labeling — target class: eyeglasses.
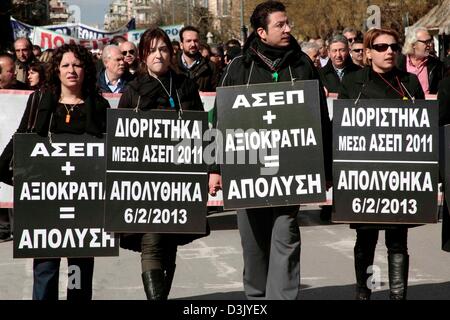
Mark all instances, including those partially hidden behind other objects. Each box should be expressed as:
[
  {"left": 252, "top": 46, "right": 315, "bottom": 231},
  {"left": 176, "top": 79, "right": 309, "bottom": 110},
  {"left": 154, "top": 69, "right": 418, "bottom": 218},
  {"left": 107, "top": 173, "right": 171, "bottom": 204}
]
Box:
[
  {"left": 416, "top": 39, "right": 432, "bottom": 46},
  {"left": 121, "top": 49, "right": 135, "bottom": 56},
  {"left": 352, "top": 49, "right": 363, "bottom": 53},
  {"left": 371, "top": 43, "right": 400, "bottom": 52}
]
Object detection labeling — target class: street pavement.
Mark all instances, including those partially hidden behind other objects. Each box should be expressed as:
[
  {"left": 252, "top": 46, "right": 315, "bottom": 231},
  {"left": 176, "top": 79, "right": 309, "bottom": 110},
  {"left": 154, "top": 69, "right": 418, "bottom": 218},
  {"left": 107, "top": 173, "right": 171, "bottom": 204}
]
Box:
[{"left": 1, "top": 207, "right": 450, "bottom": 300}]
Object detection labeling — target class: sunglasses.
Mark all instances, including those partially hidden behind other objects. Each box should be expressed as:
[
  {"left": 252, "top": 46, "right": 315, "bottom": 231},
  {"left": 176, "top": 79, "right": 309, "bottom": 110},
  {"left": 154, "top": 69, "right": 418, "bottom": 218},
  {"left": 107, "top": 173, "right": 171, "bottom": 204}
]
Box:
[
  {"left": 347, "top": 37, "right": 356, "bottom": 43},
  {"left": 371, "top": 43, "right": 400, "bottom": 52},
  {"left": 417, "top": 39, "right": 432, "bottom": 45},
  {"left": 121, "top": 49, "right": 135, "bottom": 55},
  {"left": 352, "top": 48, "right": 364, "bottom": 53}
]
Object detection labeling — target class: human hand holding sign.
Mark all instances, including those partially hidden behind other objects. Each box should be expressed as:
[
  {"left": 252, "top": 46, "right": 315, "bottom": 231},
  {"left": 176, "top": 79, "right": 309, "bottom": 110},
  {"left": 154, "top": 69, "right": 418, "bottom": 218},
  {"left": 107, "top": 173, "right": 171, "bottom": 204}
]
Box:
[{"left": 208, "top": 173, "right": 222, "bottom": 196}]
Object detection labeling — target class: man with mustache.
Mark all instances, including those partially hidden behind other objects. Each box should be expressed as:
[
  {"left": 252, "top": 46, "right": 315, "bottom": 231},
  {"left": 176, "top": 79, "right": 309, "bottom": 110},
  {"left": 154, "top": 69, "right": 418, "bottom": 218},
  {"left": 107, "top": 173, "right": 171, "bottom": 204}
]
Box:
[
  {"left": 97, "top": 45, "right": 133, "bottom": 93},
  {"left": 176, "top": 26, "right": 218, "bottom": 92},
  {"left": 319, "top": 34, "right": 359, "bottom": 94}
]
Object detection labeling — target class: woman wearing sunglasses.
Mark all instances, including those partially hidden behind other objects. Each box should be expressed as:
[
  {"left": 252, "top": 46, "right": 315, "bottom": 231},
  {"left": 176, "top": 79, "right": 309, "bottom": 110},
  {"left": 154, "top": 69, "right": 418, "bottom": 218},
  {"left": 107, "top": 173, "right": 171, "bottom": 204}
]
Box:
[{"left": 339, "top": 28, "right": 425, "bottom": 300}]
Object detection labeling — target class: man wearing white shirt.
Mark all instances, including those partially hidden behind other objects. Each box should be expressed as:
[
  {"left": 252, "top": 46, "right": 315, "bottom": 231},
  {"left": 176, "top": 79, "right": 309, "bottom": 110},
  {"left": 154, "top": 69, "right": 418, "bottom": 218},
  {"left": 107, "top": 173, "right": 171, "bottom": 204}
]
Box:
[{"left": 97, "top": 45, "right": 133, "bottom": 93}]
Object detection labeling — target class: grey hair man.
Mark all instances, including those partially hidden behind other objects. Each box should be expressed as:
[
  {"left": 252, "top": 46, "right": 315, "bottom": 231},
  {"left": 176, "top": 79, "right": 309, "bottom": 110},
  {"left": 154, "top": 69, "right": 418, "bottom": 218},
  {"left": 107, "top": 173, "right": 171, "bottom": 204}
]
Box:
[
  {"left": 319, "top": 34, "right": 360, "bottom": 93},
  {"left": 396, "top": 27, "right": 444, "bottom": 94},
  {"left": 97, "top": 45, "right": 132, "bottom": 93},
  {"left": 301, "top": 41, "right": 320, "bottom": 68}
]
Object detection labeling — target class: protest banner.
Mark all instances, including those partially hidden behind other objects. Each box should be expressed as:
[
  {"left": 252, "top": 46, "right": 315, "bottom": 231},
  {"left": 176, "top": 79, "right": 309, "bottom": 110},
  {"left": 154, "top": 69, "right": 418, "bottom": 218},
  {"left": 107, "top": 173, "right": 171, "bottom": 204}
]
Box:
[
  {"left": 104, "top": 109, "right": 208, "bottom": 233},
  {"left": 216, "top": 80, "right": 326, "bottom": 209},
  {"left": 127, "top": 24, "right": 183, "bottom": 44},
  {"left": 11, "top": 17, "right": 135, "bottom": 40},
  {"left": 13, "top": 133, "right": 118, "bottom": 258},
  {"left": 333, "top": 99, "right": 439, "bottom": 224}
]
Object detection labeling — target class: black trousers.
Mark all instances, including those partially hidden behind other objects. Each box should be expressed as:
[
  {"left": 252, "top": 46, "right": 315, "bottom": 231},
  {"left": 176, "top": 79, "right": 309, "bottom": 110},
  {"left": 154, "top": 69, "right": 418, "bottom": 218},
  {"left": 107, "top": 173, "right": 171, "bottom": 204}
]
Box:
[
  {"left": 32, "top": 257, "right": 94, "bottom": 300},
  {"left": 354, "top": 227, "right": 408, "bottom": 257},
  {"left": 141, "top": 233, "right": 177, "bottom": 272}
]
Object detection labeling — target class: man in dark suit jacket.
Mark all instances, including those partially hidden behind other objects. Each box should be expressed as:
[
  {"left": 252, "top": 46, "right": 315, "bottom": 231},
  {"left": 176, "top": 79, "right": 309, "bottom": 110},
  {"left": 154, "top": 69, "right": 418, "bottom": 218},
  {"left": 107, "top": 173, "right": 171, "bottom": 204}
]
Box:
[{"left": 319, "top": 34, "right": 360, "bottom": 94}]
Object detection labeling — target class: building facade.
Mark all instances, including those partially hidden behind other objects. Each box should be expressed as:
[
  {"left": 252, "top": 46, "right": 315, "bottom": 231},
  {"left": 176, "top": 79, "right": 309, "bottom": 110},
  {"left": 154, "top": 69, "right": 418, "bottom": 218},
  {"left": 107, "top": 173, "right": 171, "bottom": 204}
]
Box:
[{"left": 49, "top": 0, "right": 70, "bottom": 25}]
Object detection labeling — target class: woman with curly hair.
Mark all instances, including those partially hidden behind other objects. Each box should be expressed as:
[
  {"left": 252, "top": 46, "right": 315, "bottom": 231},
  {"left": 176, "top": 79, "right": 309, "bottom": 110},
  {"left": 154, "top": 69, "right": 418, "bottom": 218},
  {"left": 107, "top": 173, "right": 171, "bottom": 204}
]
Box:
[{"left": 32, "top": 43, "right": 110, "bottom": 300}]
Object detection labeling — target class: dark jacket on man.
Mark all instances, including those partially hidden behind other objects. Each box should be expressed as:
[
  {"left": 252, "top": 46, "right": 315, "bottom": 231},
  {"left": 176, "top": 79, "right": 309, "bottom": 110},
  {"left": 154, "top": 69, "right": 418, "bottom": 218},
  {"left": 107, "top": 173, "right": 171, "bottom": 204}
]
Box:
[
  {"left": 175, "top": 53, "right": 218, "bottom": 92},
  {"left": 213, "top": 32, "right": 332, "bottom": 180},
  {"left": 97, "top": 68, "right": 134, "bottom": 94},
  {"left": 319, "top": 58, "right": 360, "bottom": 94},
  {"left": 0, "top": 79, "right": 28, "bottom": 90},
  {"left": 396, "top": 54, "right": 445, "bottom": 94}
]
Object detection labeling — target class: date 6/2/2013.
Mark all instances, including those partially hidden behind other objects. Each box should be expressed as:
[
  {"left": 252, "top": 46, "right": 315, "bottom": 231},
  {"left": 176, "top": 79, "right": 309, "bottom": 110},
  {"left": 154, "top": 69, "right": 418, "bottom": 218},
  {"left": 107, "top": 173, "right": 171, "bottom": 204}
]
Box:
[{"left": 123, "top": 208, "right": 187, "bottom": 224}]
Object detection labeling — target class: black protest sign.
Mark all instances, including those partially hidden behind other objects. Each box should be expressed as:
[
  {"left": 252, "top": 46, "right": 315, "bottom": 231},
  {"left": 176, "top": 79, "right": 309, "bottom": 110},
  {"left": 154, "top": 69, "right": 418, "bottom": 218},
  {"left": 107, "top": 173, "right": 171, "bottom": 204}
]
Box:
[
  {"left": 216, "top": 81, "right": 326, "bottom": 210},
  {"left": 105, "top": 109, "right": 208, "bottom": 233},
  {"left": 13, "top": 134, "right": 119, "bottom": 258},
  {"left": 445, "top": 125, "right": 450, "bottom": 214},
  {"left": 333, "top": 100, "right": 439, "bottom": 224}
]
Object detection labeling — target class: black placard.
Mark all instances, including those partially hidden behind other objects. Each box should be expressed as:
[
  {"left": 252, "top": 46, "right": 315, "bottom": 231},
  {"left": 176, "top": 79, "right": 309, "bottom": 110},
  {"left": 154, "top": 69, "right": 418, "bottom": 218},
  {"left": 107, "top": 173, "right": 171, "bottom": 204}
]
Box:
[
  {"left": 13, "top": 134, "right": 119, "bottom": 258},
  {"left": 444, "top": 125, "right": 450, "bottom": 215},
  {"left": 216, "top": 81, "right": 326, "bottom": 209},
  {"left": 333, "top": 99, "right": 439, "bottom": 224},
  {"left": 104, "top": 109, "right": 208, "bottom": 233}
]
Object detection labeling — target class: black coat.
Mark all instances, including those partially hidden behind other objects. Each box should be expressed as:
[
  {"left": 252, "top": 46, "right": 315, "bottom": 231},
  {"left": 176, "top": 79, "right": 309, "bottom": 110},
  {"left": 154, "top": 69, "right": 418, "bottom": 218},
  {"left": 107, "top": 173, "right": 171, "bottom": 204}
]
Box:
[
  {"left": 0, "top": 90, "right": 42, "bottom": 185},
  {"left": 439, "top": 76, "right": 450, "bottom": 251},
  {"left": 338, "top": 67, "right": 425, "bottom": 230},
  {"left": 396, "top": 54, "right": 445, "bottom": 94},
  {"left": 213, "top": 33, "right": 332, "bottom": 181},
  {"left": 438, "top": 76, "right": 450, "bottom": 127},
  {"left": 97, "top": 68, "right": 134, "bottom": 94},
  {"left": 117, "top": 70, "right": 203, "bottom": 112},
  {"left": 319, "top": 59, "right": 360, "bottom": 93},
  {"left": 339, "top": 66, "right": 425, "bottom": 100},
  {"left": 175, "top": 53, "right": 218, "bottom": 92}
]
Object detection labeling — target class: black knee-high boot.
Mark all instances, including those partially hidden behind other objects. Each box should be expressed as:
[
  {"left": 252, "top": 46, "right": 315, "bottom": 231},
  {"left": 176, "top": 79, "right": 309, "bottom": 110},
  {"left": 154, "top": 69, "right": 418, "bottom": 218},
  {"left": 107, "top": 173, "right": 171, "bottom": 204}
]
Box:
[
  {"left": 141, "top": 269, "right": 167, "bottom": 300},
  {"left": 164, "top": 264, "right": 176, "bottom": 299},
  {"left": 354, "top": 251, "right": 374, "bottom": 300},
  {"left": 388, "top": 253, "right": 409, "bottom": 300}
]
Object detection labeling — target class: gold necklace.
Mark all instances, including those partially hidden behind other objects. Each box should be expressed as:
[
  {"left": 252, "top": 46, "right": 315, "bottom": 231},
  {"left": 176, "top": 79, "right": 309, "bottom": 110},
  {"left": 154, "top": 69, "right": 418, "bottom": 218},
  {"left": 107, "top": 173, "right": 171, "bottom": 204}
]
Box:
[{"left": 61, "top": 101, "right": 81, "bottom": 124}]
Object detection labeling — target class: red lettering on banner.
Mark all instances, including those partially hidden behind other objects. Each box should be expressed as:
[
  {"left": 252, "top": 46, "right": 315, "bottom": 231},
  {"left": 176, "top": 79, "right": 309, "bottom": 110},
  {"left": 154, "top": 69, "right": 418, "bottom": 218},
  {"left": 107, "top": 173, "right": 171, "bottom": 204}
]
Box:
[
  {"left": 53, "top": 35, "right": 65, "bottom": 48},
  {"left": 40, "top": 32, "right": 53, "bottom": 49}
]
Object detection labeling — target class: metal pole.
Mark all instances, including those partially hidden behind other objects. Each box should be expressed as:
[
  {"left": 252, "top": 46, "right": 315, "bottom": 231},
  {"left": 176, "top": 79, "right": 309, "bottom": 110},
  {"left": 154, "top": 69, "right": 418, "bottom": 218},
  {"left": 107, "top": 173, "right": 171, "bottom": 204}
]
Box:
[
  {"left": 186, "top": 0, "right": 190, "bottom": 25},
  {"left": 172, "top": 0, "right": 175, "bottom": 25},
  {"left": 160, "top": 0, "right": 164, "bottom": 24},
  {"left": 240, "top": 0, "right": 247, "bottom": 42}
]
